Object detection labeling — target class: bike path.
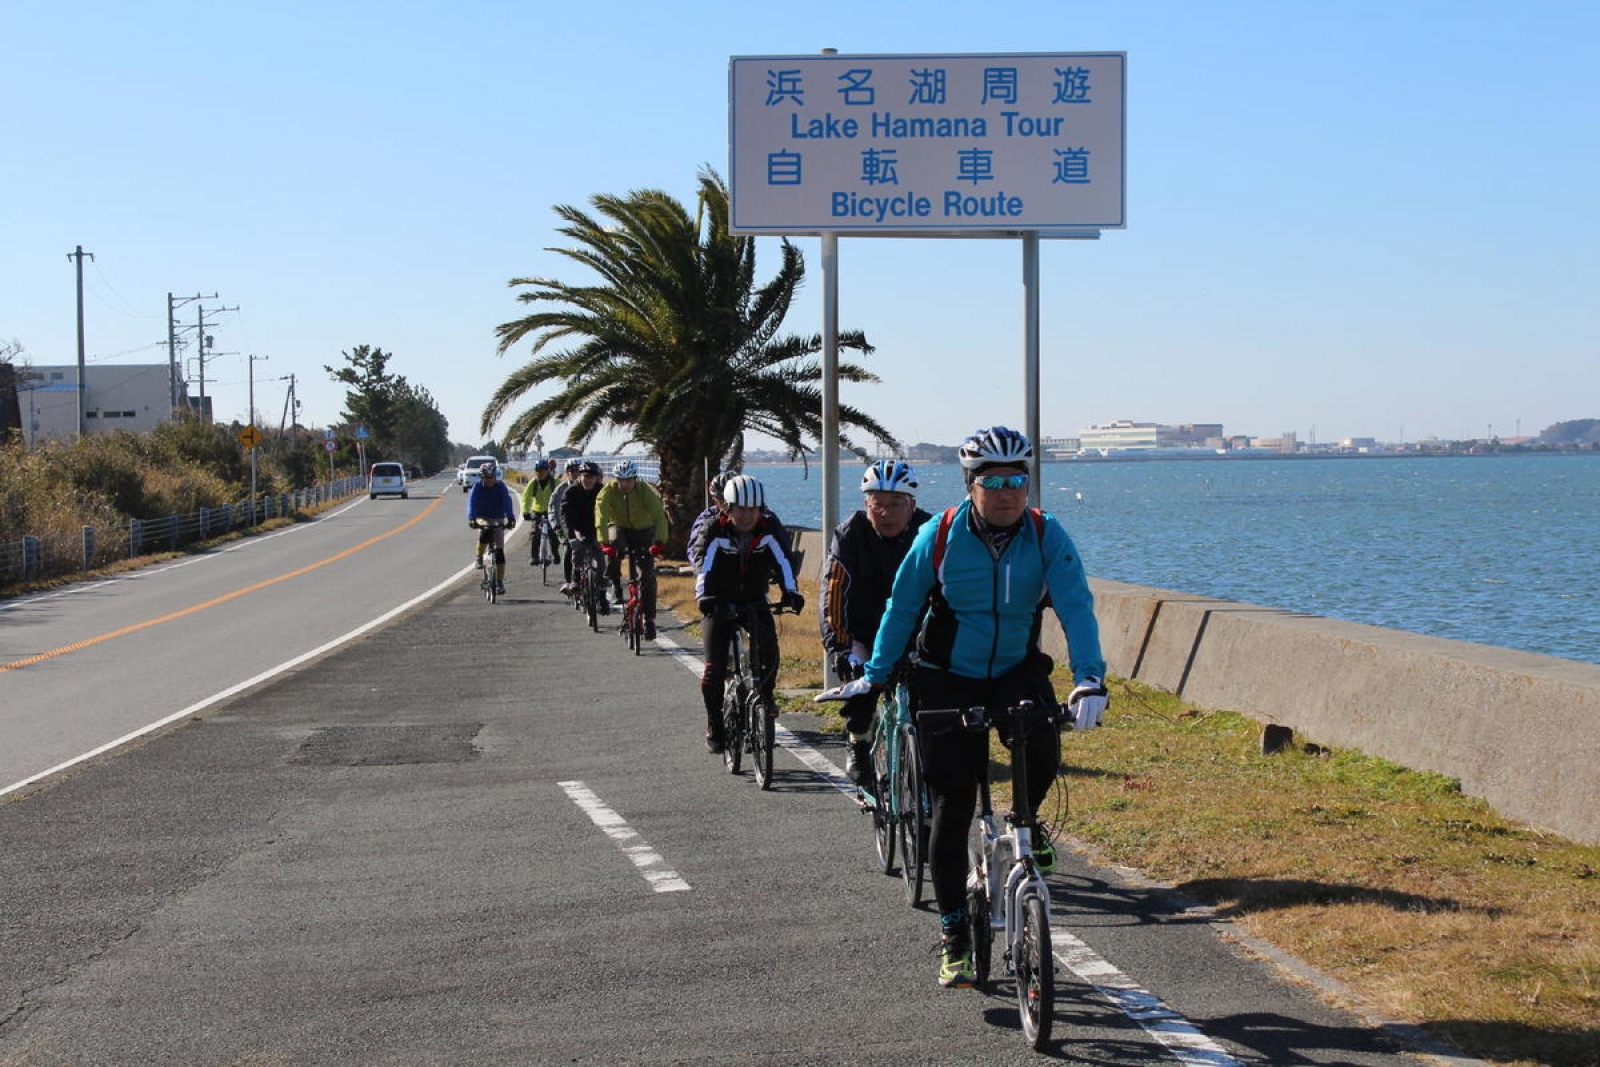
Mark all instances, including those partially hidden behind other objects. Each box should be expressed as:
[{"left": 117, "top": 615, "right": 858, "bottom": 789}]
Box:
[{"left": 0, "top": 561, "right": 1449, "bottom": 1066}]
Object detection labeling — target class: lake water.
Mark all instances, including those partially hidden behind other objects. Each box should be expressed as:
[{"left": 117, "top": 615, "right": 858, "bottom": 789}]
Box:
[{"left": 746, "top": 454, "right": 1600, "bottom": 665}]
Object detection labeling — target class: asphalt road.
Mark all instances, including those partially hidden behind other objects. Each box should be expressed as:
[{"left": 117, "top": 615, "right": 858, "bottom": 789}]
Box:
[{"left": 0, "top": 507, "right": 1451, "bottom": 1065}]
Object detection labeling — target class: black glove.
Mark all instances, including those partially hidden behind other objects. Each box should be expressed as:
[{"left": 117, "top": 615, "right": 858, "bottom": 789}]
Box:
[
  {"left": 468, "top": 520, "right": 479, "bottom": 529},
  {"left": 698, "top": 597, "right": 716, "bottom": 616},
  {"left": 522, "top": 511, "right": 533, "bottom": 521},
  {"left": 507, "top": 520, "right": 517, "bottom": 532},
  {"left": 832, "top": 652, "right": 858, "bottom": 682},
  {"left": 781, "top": 590, "right": 805, "bottom": 614}
]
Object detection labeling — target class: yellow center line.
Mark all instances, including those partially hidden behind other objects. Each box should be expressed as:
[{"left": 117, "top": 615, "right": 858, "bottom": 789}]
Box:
[{"left": 2, "top": 495, "right": 446, "bottom": 674}]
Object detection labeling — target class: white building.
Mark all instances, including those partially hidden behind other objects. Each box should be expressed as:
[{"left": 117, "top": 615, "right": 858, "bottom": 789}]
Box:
[{"left": 17, "top": 365, "right": 179, "bottom": 445}]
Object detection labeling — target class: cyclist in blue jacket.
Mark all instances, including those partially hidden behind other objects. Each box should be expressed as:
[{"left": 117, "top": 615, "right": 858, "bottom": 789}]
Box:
[
  {"left": 822, "top": 426, "right": 1109, "bottom": 988},
  {"left": 467, "top": 460, "right": 517, "bottom": 595}
]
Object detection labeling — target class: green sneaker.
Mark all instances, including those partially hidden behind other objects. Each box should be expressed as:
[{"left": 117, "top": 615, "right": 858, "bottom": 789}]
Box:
[
  {"left": 1031, "top": 821, "right": 1057, "bottom": 875},
  {"left": 938, "top": 939, "right": 976, "bottom": 988}
]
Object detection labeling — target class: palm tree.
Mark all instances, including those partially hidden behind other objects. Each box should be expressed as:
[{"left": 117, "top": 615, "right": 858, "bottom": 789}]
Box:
[{"left": 484, "top": 169, "right": 896, "bottom": 553}]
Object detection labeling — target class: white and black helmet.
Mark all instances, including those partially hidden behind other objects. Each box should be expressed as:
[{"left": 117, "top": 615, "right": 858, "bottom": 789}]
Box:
[
  {"left": 958, "top": 426, "right": 1033, "bottom": 470},
  {"left": 861, "top": 459, "right": 918, "bottom": 495},
  {"left": 709, "top": 469, "right": 740, "bottom": 502},
  {"left": 722, "top": 474, "right": 765, "bottom": 508},
  {"left": 612, "top": 460, "right": 639, "bottom": 479}
]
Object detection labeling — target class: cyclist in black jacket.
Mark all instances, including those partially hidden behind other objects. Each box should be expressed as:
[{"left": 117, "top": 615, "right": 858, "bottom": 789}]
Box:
[
  {"left": 819, "top": 460, "right": 930, "bottom": 787},
  {"left": 692, "top": 475, "right": 804, "bottom": 753}
]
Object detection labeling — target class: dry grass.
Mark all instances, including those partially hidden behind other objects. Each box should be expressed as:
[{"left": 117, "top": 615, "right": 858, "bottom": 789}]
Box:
[{"left": 657, "top": 566, "right": 1599, "bottom": 1067}]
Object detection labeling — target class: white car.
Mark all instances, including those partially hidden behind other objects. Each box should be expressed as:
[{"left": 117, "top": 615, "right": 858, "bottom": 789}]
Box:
[
  {"left": 369, "top": 462, "right": 408, "bottom": 499},
  {"left": 457, "top": 455, "right": 498, "bottom": 492}
]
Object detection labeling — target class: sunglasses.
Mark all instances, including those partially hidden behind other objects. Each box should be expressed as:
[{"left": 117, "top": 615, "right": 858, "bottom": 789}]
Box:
[{"left": 975, "top": 473, "right": 1029, "bottom": 490}]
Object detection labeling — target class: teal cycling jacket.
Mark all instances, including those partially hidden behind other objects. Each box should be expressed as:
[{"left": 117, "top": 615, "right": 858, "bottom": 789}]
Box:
[{"left": 864, "top": 499, "right": 1105, "bottom": 686}]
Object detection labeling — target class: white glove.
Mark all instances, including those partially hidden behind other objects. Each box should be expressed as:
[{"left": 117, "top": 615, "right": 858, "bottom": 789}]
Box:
[
  {"left": 1067, "top": 677, "right": 1109, "bottom": 730},
  {"left": 814, "top": 676, "right": 875, "bottom": 703}
]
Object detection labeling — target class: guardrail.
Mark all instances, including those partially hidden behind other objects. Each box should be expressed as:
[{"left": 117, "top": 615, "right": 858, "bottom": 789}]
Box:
[{"left": 0, "top": 475, "right": 367, "bottom": 589}]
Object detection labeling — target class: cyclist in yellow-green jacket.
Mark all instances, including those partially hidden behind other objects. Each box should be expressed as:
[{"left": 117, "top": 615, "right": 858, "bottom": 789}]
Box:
[
  {"left": 519, "top": 459, "right": 559, "bottom": 567},
  {"left": 595, "top": 461, "right": 669, "bottom": 639}
]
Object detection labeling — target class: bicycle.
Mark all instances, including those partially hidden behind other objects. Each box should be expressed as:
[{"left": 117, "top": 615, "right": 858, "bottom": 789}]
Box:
[
  {"left": 918, "top": 699, "right": 1062, "bottom": 1051},
  {"left": 718, "top": 599, "right": 796, "bottom": 790},
  {"left": 569, "top": 537, "right": 605, "bottom": 632},
  {"left": 472, "top": 517, "right": 509, "bottom": 604},
  {"left": 857, "top": 663, "right": 930, "bottom": 906},
  {"left": 528, "top": 513, "right": 558, "bottom": 585},
  {"left": 619, "top": 572, "right": 644, "bottom": 654}
]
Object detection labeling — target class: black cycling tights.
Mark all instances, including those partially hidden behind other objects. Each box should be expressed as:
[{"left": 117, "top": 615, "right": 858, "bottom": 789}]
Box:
[{"left": 914, "top": 661, "right": 1061, "bottom": 916}]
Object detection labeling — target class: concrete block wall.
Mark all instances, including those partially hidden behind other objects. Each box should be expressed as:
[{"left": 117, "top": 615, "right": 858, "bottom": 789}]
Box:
[
  {"left": 1042, "top": 579, "right": 1600, "bottom": 846},
  {"left": 795, "top": 527, "right": 1600, "bottom": 844}
]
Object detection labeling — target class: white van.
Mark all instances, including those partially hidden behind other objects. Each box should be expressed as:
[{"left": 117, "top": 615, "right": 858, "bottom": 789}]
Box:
[{"left": 369, "top": 462, "right": 408, "bottom": 499}]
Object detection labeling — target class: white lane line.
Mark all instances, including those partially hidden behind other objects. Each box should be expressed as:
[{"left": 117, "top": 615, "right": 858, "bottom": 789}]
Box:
[
  {"left": 655, "top": 624, "right": 1247, "bottom": 1062},
  {"left": 1056, "top": 933, "right": 1245, "bottom": 1066},
  {"left": 558, "top": 780, "right": 691, "bottom": 893},
  {"left": 0, "top": 561, "right": 478, "bottom": 800}
]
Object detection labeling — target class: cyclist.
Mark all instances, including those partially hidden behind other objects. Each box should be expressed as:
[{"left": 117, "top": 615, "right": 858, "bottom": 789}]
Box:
[
  {"left": 561, "top": 461, "right": 607, "bottom": 611},
  {"left": 595, "top": 460, "right": 669, "bottom": 639},
  {"left": 687, "top": 468, "right": 792, "bottom": 569},
  {"left": 825, "top": 426, "right": 1108, "bottom": 988},
  {"left": 519, "top": 459, "right": 559, "bottom": 567},
  {"left": 691, "top": 475, "right": 805, "bottom": 753},
  {"left": 548, "top": 459, "right": 582, "bottom": 592},
  {"left": 819, "top": 459, "right": 931, "bottom": 788},
  {"left": 467, "top": 460, "right": 517, "bottom": 596}
]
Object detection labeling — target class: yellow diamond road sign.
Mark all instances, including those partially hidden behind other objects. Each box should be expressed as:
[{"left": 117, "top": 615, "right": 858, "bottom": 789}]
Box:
[{"left": 238, "top": 426, "right": 263, "bottom": 449}]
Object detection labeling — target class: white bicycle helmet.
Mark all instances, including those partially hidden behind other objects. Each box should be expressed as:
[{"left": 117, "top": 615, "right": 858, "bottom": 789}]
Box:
[
  {"left": 479, "top": 460, "right": 499, "bottom": 479},
  {"left": 613, "top": 460, "right": 639, "bottom": 479},
  {"left": 722, "top": 474, "right": 765, "bottom": 508},
  {"left": 861, "top": 459, "right": 917, "bottom": 495},
  {"left": 957, "top": 426, "right": 1033, "bottom": 470}
]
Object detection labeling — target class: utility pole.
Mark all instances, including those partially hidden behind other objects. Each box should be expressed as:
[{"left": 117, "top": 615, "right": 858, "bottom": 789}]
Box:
[
  {"left": 278, "top": 373, "right": 300, "bottom": 435},
  {"left": 193, "top": 303, "right": 238, "bottom": 422},
  {"left": 67, "top": 245, "right": 94, "bottom": 436},
  {"left": 167, "top": 292, "right": 216, "bottom": 415},
  {"left": 248, "top": 354, "right": 270, "bottom": 427},
  {"left": 247, "top": 354, "right": 270, "bottom": 517}
]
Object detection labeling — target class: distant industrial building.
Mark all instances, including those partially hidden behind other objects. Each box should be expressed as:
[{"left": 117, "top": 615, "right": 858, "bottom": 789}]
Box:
[
  {"left": 1074, "top": 420, "right": 1227, "bottom": 454},
  {"left": 11, "top": 364, "right": 188, "bottom": 446}
]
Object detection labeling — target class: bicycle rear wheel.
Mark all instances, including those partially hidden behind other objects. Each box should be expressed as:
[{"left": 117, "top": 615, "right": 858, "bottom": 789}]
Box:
[
  {"left": 968, "top": 827, "right": 993, "bottom": 988},
  {"left": 584, "top": 575, "right": 599, "bottom": 631},
  {"left": 870, "top": 728, "right": 895, "bottom": 873},
  {"left": 752, "top": 693, "right": 775, "bottom": 790},
  {"left": 895, "top": 726, "right": 926, "bottom": 905},
  {"left": 1017, "top": 889, "right": 1054, "bottom": 1050}
]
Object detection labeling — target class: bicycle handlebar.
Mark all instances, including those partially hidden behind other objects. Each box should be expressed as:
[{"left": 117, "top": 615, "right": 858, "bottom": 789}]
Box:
[
  {"left": 714, "top": 599, "right": 798, "bottom": 621},
  {"left": 471, "top": 518, "right": 510, "bottom": 529},
  {"left": 915, "top": 699, "right": 1065, "bottom": 732}
]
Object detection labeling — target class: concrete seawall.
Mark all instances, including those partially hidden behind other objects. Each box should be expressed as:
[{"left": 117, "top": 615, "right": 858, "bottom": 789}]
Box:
[{"left": 792, "top": 528, "right": 1600, "bottom": 845}]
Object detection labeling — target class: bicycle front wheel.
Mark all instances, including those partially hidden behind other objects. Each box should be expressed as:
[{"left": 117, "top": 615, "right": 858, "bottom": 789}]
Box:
[
  {"left": 752, "top": 696, "right": 775, "bottom": 790},
  {"left": 895, "top": 727, "right": 926, "bottom": 905},
  {"left": 723, "top": 681, "right": 745, "bottom": 775},
  {"left": 1017, "top": 890, "right": 1054, "bottom": 1050}
]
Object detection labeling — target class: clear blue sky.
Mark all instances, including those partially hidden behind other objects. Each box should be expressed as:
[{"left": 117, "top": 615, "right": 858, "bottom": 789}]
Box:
[{"left": 6, "top": 0, "right": 1597, "bottom": 450}]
